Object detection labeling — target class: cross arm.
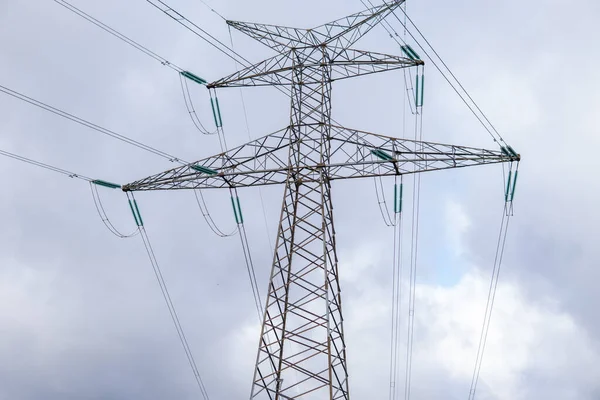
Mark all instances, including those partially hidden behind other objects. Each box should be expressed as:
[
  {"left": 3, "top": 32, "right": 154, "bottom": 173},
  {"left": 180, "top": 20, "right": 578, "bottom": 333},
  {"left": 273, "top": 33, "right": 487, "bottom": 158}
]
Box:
[
  {"left": 322, "top": 125, "right": 519, "bottom": 181},
  {"left": 208, "top": 52, "right": 295, "bottom": 89},
  {"left": 330, "top": 49, "right": 422, "bottom": 81},
  {"left": 208, "top": 49, "right": 420, "bottom": 89},
  {"left": 122, "top": 127, "right": 292, "bottom": 191},
  {"left": 123, "top": 124, "right": 518, "bottom": 192}
]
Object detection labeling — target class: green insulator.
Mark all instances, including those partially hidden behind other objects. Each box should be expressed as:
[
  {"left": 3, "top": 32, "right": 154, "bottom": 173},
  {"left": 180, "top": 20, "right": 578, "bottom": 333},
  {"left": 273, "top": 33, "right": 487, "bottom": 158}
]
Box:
[
  {"left": 210, "top": 98, "right": 219, "bottom": 128},
  {"left": 420, "top": 75, "right": 425, "bottom": 106},
  {"left": 401, "top": 46, "right": 416, "bottom": 60},
  {"left": 505, "top": 170, "right": 512, "bottom": 202},
  {"left": 501, "top": 147, "right": 510, "bottom": 157},
  {"left": 507, "top": 146, "right": 518, "bottom": 158},
  {"left": 394, "top": 184, "right": 398, "bottom": 213},
  {"left": 133, "top": 200, "right": 144, "bottom": 227},
  {"left": 236, "top": 197, "right": 244, "bottom": 224},
  {"left": 128, "top": 199, "right": 140, "bottom": 227},
  {"left": 371, "top": 149, "right": 394, "bottom": 161},
  {"left": 191, "top": 165, "right": 218, "bottom": 175},
  {"left": 415, "top": 74, "right": 420, "bottom": 107},
  {"left": 510, "top": 171, "right": 519, "bottom": 201},
  {"left": 399, "top": 183, "right": 403, "bottom": 213},
  {"left": 406, "top": 45, "right": 421, "bottom": 60},
  {"left": 394, "top": 183, "right": 404, "bottom": 214},
  {"left": 181, "top": 71, "right": 207, "bottom": 85},
  {"left": 92, "top": 179, "right": 120, "bottom": 189},
  {"left": 215, "top": 97, "right": 223, "bottom": 127},
  {"left": 231, "top": 197, "right": 240, "bottom": 224}
]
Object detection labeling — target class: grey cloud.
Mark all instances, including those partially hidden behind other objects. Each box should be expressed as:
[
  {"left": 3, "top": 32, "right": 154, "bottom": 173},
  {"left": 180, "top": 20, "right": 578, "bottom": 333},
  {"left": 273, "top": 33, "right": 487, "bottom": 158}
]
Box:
[{"left": 1, "top": 0, "right": 598, "bottom": 399}]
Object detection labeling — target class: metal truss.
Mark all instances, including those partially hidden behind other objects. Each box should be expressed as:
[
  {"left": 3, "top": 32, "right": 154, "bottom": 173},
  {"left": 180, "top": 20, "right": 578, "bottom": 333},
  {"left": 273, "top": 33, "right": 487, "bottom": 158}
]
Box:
[{"left": 123, "top": 1, "right": 517, "bottom": 399}]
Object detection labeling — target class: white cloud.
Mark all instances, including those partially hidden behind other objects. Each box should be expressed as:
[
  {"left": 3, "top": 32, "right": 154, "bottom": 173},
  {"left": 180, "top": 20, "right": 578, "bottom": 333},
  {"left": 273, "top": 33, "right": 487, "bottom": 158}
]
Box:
[
  {"left": 417, "top": 270, "right": 600, "bottom": 399},
  {"left": 445, "top": 199, "right": 472, "bottom": 257},
  {"left": 341, "top": 264, "right": 600, "bottom": 400}
]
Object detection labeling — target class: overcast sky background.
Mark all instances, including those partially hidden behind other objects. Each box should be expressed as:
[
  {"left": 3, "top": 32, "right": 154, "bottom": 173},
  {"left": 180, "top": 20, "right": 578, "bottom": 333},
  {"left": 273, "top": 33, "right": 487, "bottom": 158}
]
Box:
[{"left": 1, "top": 0, "right": 599, "bottom": 399}]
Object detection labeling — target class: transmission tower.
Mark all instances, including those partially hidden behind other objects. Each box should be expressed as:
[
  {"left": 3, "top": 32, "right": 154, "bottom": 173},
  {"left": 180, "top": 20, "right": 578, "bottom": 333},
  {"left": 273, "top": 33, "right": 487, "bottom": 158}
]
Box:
[{"left": 123, "top": 1, "right": 519, "bottom": 398}]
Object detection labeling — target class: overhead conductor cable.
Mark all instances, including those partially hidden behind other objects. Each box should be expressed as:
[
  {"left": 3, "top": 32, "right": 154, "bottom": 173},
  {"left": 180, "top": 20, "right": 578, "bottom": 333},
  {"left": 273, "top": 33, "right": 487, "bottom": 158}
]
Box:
[
  {"left": 126, "top": 192, "right": 210, "bottom": 400},
  {"left": 54, "top": 0, "right": 218, "bottom": 137}
]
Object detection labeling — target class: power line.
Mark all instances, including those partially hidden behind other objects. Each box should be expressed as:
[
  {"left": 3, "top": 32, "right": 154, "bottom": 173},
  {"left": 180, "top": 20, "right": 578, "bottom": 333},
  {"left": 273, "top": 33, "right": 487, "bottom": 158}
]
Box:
[
  {"left": 398, "top": 60, "right": 426, "bottom": 400},
  {"left": 361, "top": 0, "right": 417, "bottom": 116},
  {"left": 144, "top": 0, "right": 309, "bottom": 119},
  {"left": 193, "top": 189, "right": 237, "bottom": 238},
  {"left": 234, "top": 196, "right": 264, "bottom": 321},
  {"left": 180, "top": 75, "right": 218, "bottom": 136},
  {"left": 227, "top": 26, "right": 275, "bottom": 252},
  {"left": 0, "top": 147, "right": 210, "bottom": 396},
  {"left": 1, "top": 82, "right": 234, "bottom": 241},
  {"left": 0, "top": 81, "right": 240, "bottom": 238},
  {"left": 374, "top": 166, "right": 396, "bottom": 227},
  {"left": 0, "top": 48, "right": 218, "bottom": 396},
  {"left": 0, "top": 84, "right": 181, "bottom": 162},
  {"left": 0, "top": 147, "right": 139, "bottom": 239},
  {"left": 360, "top": 0, "right": 506, "bottom": 146},
  {"left": 387, "top": 8, "right": 504, "bottom": 145},
  {"left": 198, "top": 0, "right": 227, "bottom": 21},
  {"left": 53, "top": 0, "right": 183, "bottom": 72},
  {"left": 0, "top": 133, "right": 213, "bottom": 398},
  {"left": 468, "top": 173, "right": 515, "bottom": 400},
  {"left": 149, "top": 0, "right": 352, "bottom": 146},
  {"left": 226, "top": 26, "right": 286, "bottom": 383},
  {"left": 390, "top": 6, "right": 411, "bottom": 394},
  {"left": 128, "top": 192, "right": 210, "bottom": 399},
  {"left": 404, "top": 76, "right": 424, "bottom": 400},
  {"left": 0, "top": 148, "right": 93, "bottom": 181},
  {"left": 20, "top": 3, "right": 239, "bottom": 241},
  {"left": 146, "top": 0, "right": 251, "bottom": 67},
  {"left": 209, "top": 87, "right": 264, "bottom": 321},
  {"left": 389, "top": 5, "right": 410, "bottom": 396},
  {"left": 395, "top": 8, "right": 507, "bottom": 145},
  {"left": 54, "top": 0, "right": 218, "bottom": 138},
  {"left": 196, "top": 79, "right": 267, "bottom": 367},
  {"left": 0, "top": 142, "right": 209, "bottom": 400},
  {"left": 90, "top": 182, "right": 139, "bottom": 238},
  {"left": 388, "top": 175, "right": 404, "bottom": 400},
  {"left": 361, "top": 3, "right": 516, "bottom": 399}
]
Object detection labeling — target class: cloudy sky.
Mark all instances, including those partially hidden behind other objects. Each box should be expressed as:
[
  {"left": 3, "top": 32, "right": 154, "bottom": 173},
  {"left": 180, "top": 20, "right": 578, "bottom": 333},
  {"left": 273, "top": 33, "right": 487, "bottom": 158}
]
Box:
[{"left": 1, "top": 0, "right": 599, "bottom": 399}]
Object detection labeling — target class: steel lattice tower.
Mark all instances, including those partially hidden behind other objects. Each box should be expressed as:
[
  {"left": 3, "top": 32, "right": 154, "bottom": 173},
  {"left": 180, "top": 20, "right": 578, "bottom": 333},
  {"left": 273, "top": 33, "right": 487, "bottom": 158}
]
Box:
[{"left": 123, "top": 1, "right": 519, "bottom": 398}]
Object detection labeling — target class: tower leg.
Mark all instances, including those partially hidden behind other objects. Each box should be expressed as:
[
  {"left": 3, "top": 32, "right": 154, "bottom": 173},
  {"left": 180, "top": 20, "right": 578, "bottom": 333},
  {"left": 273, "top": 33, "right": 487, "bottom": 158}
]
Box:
[{"left": 250, "top": 176, "right": 348, "bottom": 400}]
